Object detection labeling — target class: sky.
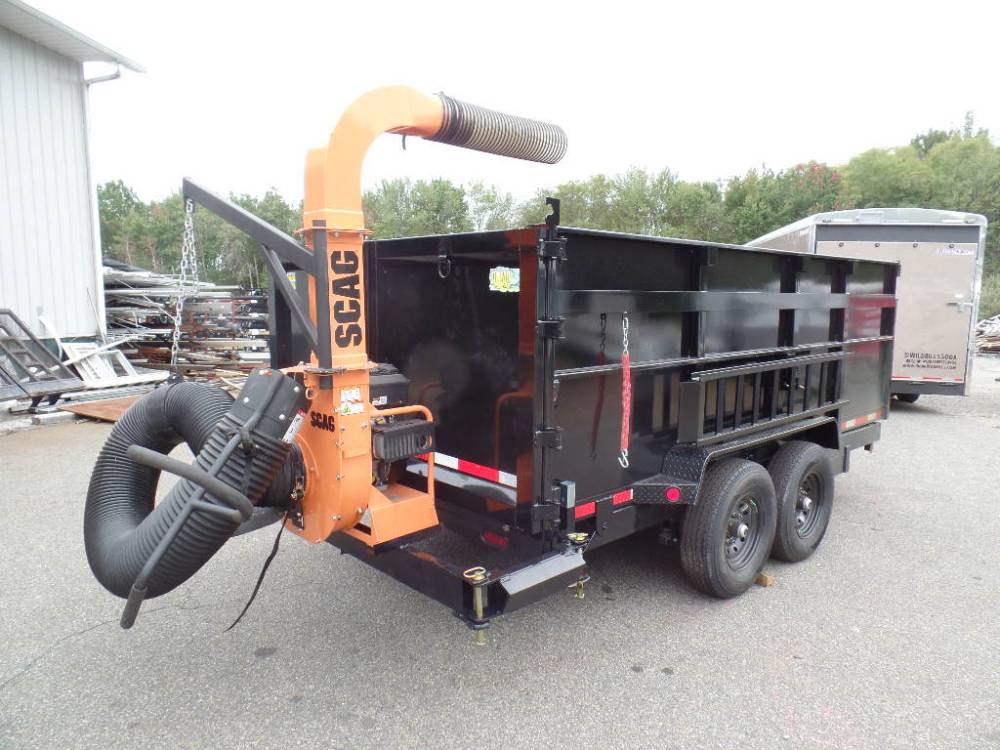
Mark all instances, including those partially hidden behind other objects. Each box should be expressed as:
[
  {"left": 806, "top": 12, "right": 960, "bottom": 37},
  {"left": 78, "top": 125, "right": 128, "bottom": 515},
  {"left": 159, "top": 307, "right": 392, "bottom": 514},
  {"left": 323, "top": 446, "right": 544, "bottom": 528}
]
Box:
[{"left": 30, "top": 0, "right": 1000, "bottom": 206}]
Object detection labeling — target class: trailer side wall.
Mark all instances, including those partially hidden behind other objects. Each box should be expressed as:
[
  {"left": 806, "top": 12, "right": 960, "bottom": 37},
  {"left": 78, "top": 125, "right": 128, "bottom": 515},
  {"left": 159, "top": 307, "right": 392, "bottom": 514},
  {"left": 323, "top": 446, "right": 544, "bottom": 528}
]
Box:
[
  {"left": 548, "top": 229, "right": 894, "bottom": 503},
  {"left": 368, "top": 228, "right": 895, "bottom": 535}
]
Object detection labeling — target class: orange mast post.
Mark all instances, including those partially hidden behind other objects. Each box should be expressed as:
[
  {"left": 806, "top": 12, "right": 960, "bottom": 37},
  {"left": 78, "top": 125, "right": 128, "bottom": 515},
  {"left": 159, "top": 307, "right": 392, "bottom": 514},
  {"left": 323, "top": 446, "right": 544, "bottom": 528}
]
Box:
[{"left": 290, "top": 88, "right": 446, "bottom": 544}]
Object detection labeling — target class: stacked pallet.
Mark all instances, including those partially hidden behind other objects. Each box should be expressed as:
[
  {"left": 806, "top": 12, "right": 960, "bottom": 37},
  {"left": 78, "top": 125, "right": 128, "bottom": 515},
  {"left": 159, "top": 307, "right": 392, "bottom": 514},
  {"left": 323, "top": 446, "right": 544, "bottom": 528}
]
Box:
[
  {"left": 103, "top": 259, "right": 271, "bottom": 377},
  {"left": 976, "top": 315, "right": 1000, "bottom": 353}
]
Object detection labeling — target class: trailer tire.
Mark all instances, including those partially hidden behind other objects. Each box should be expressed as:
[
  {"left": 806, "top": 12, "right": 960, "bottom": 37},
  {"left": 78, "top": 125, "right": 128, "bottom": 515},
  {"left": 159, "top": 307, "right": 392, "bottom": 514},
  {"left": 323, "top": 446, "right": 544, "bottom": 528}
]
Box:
[
  {"left": 768, "top": 441, "right": 834, "bottom": 562},
  {"left": 680, "top": 459, "right": 777, "bottom": 599},
  {"left": 894, "top": 393, "right": 919, "bottom": 404}
]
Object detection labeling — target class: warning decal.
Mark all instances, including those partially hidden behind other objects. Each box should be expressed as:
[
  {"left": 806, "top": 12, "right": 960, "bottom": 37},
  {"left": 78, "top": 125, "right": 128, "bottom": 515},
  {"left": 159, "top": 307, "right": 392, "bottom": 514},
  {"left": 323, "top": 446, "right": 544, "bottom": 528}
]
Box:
[{"left": 282, "top": 410, "right": 306, "bottom": 443}]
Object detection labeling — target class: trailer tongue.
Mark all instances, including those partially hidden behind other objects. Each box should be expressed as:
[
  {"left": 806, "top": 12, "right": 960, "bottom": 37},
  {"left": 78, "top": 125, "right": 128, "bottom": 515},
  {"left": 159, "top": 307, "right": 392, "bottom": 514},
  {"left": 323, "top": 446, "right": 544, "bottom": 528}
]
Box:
[{"left": 83, "top": 87, "right": 897, "bottom": 642}]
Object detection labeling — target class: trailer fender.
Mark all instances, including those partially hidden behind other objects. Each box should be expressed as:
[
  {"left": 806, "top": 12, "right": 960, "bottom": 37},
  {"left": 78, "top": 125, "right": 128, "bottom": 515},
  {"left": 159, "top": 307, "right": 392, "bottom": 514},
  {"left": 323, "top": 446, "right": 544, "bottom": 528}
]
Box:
[{"left": 646, "top": 416, "right": 840, "bottom": 506}]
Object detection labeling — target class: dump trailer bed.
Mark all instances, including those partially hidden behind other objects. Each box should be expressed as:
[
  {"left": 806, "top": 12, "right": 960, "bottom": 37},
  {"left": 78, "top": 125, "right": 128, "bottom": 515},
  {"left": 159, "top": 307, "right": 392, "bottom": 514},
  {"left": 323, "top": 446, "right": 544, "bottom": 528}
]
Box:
[{"left": 315, "top": 212, "right": 898, "bottom": 634}]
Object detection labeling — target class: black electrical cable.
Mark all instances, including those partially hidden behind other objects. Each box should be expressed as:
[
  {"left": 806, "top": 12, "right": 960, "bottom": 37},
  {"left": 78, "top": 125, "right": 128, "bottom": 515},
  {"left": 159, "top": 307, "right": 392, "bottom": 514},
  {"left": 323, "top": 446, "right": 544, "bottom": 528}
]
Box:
[{"left": 224, "top": 513, "right": 288, "bottom": 632}]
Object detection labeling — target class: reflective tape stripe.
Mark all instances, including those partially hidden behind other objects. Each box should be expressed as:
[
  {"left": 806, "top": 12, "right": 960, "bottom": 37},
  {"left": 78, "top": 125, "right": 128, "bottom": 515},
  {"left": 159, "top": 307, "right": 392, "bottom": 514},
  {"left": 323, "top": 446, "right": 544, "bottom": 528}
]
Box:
[
  {"left": 894, "top": 375, "right": 964, "bottom": 382},
  {"left": 576, "top": 490, "right": 633, "bottom": 520},
  {"left": 415, "top": 452, "right": 517, "bottom": 489},
  {"left": 841, "top": 409, "right": 882, "bottom": 431},
  {"left": 612, "top": 489, "right": 633, "bottom": 506}
]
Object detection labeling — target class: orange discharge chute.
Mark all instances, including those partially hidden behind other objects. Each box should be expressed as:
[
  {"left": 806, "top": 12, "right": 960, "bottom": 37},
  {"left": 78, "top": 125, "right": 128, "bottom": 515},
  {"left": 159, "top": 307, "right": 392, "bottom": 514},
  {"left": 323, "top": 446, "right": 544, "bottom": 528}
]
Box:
[{"left": 287, "top": 86, "right": 567, "bottom": 546}]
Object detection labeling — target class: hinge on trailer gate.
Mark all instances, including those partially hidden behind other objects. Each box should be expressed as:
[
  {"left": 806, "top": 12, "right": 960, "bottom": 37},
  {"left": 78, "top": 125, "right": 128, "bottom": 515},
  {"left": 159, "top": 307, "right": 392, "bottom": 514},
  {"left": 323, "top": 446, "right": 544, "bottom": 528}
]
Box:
[
  {"left": 531, "top": 502, "right": 560, "bottom": 524},
  {"left": 530, "top": 478, "right": 567, "bottom": 532},
  {"left": 538, "top": 238, "right": 566, "bottom": 261},
  {"left": 534, "top": 427, "right": 563, "bottom": 450},
  {"left": 536, "top": 318, "right": 565, "bottom": 339}
]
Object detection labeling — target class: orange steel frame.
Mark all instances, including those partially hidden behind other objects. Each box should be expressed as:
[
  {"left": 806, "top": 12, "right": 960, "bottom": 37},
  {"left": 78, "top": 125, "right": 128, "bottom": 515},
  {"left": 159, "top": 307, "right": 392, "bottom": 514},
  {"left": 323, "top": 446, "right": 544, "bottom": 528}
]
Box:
[{"left": 285, "top": 87, "right": 448, "bottom": 546}]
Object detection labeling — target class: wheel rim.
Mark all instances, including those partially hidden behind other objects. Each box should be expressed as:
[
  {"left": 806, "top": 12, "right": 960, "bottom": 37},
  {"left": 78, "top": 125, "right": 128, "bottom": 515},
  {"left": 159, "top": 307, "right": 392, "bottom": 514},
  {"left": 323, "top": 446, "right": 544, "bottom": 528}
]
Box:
[
  {"left": 725, "top": 494, "right": 762, "bottom": 570},
  {"left": 795, "top": 472, "right": 824, "bottom": 538}
]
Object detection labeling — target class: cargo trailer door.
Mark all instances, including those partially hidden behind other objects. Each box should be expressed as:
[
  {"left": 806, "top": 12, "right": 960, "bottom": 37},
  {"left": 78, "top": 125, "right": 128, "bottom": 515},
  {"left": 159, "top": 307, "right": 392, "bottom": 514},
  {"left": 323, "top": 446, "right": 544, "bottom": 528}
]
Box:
[{"left": 817, "top": 240, "right": 976, "bottom": 389}]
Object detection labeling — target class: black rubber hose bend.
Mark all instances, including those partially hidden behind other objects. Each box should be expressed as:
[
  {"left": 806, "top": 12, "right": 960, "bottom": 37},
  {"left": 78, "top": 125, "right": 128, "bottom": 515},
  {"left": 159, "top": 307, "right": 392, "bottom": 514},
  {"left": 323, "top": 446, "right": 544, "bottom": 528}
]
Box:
[
  {"left": 429, "top": 94, "right": 567, "bottom": 164},
  {"left": 84, "top": 371, "right": 307, "bottom": 600}
]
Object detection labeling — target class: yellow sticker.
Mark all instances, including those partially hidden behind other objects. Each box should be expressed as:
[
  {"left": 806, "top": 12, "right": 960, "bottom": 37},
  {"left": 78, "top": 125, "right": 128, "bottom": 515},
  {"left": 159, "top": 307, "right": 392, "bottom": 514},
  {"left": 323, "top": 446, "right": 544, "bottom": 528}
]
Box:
[{"left": 488, "top": 267, "right": 520, "bottom": 293}]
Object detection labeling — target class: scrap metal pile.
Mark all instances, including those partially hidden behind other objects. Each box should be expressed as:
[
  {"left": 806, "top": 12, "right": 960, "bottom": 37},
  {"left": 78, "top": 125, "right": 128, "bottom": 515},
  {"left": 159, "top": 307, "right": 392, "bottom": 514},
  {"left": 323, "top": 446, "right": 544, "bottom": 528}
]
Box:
[
  {"left": 103, "top": 258, "right": 270, "bottom": 378},
  {"left": 976, "top": 315, "right": 1000, "bottom": 353}
]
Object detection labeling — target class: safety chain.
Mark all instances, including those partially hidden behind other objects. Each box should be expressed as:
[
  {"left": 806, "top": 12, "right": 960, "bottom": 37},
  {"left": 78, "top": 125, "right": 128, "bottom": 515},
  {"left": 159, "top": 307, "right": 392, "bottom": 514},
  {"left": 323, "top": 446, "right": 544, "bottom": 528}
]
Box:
[
  {"left": 618, "top": 312, "right": 631, "bottom": 468},
  {"left": 170, "top": 199, "right": 200, "bottom": 368}
]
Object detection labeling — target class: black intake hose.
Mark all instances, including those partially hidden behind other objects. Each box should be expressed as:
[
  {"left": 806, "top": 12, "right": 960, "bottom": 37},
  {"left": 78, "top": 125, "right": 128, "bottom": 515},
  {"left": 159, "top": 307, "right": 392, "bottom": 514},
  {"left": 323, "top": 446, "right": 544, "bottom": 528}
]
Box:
[
  {"left": 84, "top": 370, "right": 307, "bottom": 600},
  {"left": 429, "top": 94, "right": 568, "bottom": 164}
]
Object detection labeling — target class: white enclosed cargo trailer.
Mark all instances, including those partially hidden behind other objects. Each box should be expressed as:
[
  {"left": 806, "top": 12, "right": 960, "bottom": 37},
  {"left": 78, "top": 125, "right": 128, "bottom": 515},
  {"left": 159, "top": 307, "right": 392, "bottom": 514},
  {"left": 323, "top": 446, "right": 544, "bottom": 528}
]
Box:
[{"left": 749, "top": 208, "right": 987, "bottom": 401}]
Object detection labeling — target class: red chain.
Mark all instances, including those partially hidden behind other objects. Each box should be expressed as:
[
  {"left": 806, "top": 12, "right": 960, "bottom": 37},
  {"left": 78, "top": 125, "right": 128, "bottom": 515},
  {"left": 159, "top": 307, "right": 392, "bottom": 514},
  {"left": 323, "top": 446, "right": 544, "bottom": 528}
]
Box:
[
  {"left": 620, "top": 349, "right": 632, "bottom": 458},
  {"left": 619, "top": 310, "right": 631, "bottom": 468}
]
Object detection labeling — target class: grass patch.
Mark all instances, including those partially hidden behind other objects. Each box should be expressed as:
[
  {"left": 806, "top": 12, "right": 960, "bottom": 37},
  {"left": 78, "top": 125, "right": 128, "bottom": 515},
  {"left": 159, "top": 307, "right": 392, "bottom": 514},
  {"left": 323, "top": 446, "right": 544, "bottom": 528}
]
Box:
[{"left": 980, "top": 271, "right": 1000, "bottom": 319}]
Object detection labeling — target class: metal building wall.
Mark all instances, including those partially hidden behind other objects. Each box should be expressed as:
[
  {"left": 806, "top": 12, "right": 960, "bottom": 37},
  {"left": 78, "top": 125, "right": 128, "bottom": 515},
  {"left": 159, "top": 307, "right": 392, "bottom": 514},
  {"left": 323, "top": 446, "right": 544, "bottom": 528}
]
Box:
[{"left": 0, "top": 24, "right": 100, "bottom": 338}]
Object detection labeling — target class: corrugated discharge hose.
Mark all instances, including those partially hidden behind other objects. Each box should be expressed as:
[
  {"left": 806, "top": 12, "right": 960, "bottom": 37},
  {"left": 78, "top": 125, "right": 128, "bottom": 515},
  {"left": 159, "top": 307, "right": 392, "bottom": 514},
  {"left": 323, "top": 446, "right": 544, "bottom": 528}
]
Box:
[
  {"left": 429, "top": 94, "right": 568, "bottom": 164},
  {"left": 83, "top": 371, "right": 307, "bottom": 605}
]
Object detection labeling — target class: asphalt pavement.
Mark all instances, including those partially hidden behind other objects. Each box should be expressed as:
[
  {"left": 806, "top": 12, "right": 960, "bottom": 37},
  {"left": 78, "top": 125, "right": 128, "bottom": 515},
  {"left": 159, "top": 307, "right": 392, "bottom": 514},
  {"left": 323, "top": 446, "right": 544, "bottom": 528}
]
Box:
[{"left": 2, "top": 358, "right": 999, "bottom": 750}]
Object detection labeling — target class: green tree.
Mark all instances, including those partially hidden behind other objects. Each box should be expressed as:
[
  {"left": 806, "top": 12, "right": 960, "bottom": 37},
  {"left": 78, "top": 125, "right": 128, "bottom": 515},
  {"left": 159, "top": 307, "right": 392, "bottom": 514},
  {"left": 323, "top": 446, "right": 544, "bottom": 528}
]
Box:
[
  {"left": 467, "top": 181, "right": 516, "bottom": 230},
  {"left": 97, "top": 180, "right": 144, "bottom": 265},
  {"left": 839, "top": 146, "right": 934, "bottom": 208},
  {"left": 518, "top": 173, "right": 618, "bottom": 228},
  {"left": 222, "top": 190, "right": 300, "bottom": 288},
  {"left": 132, "top": 193, "right": 184, "bottom": 274},
  {"left": 723, "top": 162, "right": 843, "bottom": 243},
  {"left": 911, "top": 128, "right": 955, "bottom": 157},
  {"left": 663, "top": 181, "right": 728, "bottom": 242},
  {"left": 96, "top": 181, "right": 301, "bottom": 286},
  {"left": 97, "top": 119, "right": 1000, "bottom": 313},
  {"left": 924, "top": 131, "right": 1000, "bottom": 270},
  {"left": 608, "top": 168, "right": 675, "bottom": 234},
  {"left": 363, "top": 178, "right": 472, "bottom": 238},
  {"left": 518, "top": 168, "right": 679, "bottom": 234}
]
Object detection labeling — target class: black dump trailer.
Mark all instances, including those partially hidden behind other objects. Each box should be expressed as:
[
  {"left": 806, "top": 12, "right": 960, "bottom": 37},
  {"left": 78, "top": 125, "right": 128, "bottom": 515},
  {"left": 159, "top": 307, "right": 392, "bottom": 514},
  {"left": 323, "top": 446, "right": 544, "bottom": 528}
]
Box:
[{"left": 274, "top": 208, "right": 897, "bottom": 638}]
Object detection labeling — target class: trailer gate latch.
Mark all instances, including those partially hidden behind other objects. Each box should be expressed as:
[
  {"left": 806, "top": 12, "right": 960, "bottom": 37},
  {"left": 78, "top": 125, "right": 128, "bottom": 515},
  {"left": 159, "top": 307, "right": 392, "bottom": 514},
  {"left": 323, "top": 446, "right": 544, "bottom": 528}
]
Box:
[
  {"left": 537, "top": 239, "right": 567, "bottom": 261},
  {"left": 536, "top": 318, "right": 565, "bottom": 339},
  {"left": 531, "top": 502, "right": 560, "bottom": 522},
  {"left": 534, "top": 427, "right": 563, "bottom": 450}
]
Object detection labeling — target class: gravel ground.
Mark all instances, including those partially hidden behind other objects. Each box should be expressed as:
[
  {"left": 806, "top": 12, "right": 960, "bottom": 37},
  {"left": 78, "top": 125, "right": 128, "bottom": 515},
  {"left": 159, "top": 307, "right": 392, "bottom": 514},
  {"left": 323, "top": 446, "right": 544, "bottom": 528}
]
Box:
[{"left": 2, "top": 357, "right": 999, "bottom": 750}]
